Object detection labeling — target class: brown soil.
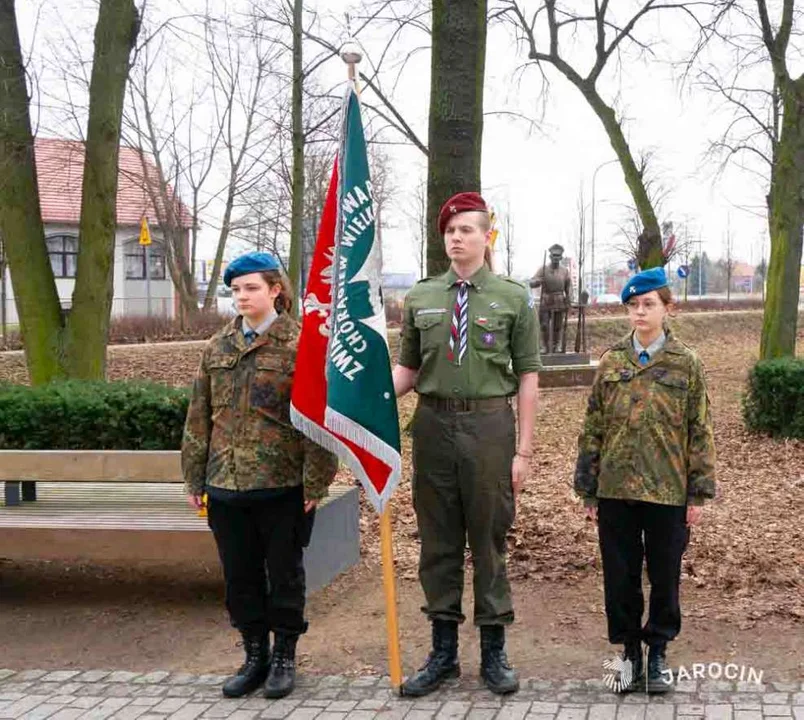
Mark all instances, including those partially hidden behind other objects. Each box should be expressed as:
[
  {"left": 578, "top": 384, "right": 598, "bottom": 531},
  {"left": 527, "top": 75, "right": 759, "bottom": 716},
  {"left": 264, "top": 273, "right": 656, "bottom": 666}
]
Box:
[
  {"left": 1, "top": 310, "right": 802, "bottom": 680},
  {"left": 0, "top": 558, "right": 801, "bottom": 681}
]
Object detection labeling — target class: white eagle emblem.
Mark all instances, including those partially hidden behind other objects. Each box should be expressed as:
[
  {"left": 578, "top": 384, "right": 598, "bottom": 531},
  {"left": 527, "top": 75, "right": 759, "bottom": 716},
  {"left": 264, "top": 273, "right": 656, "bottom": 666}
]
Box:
[{"left": 303, "top": 292, "right": 332, "bottom": 338}]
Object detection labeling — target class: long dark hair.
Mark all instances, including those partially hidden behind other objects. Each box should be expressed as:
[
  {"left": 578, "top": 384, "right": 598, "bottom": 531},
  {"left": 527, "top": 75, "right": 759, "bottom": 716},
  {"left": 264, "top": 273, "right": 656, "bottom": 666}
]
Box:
[{"left": 260, "top": 270, "right": 293, "bottom": 314}]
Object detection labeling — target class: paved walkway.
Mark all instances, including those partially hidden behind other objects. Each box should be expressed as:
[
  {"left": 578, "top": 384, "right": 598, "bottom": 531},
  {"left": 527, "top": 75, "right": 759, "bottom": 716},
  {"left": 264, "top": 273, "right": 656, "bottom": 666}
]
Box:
[{"left": 0, "top": 670, "right": 802, "bottom": 720}]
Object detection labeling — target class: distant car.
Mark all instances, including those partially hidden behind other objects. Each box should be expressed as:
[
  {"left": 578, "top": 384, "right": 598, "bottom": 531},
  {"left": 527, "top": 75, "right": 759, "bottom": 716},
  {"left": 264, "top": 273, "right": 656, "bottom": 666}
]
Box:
[{"left": 593, "top": 293, "right": 621, "bottom": 305}]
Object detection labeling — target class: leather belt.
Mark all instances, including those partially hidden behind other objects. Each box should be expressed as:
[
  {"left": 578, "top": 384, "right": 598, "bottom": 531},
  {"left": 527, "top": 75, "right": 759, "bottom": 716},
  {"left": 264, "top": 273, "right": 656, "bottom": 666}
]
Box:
[{"left": 418, "top": 395, "right": 511, "bottom": 413}]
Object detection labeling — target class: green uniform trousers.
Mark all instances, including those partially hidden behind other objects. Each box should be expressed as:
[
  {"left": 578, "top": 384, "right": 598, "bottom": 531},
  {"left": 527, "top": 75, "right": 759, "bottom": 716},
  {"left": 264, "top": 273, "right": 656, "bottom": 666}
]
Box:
[{"left": 411, "top": 397, "right": 516, "bottom": 626}]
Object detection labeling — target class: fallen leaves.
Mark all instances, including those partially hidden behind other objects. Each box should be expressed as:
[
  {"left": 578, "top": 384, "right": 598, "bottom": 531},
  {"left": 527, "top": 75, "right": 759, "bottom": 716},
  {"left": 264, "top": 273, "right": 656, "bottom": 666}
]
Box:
[{"left": 0, "top": 311, "right": 802, "bottom": 625}]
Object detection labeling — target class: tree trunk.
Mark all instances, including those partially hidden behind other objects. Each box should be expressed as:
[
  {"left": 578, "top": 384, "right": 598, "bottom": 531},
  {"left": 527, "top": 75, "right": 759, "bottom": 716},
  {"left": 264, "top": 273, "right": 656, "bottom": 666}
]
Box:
[
  {"left": 287, "top": 0, "right": 305, "bottom": 313},
  {"left": 760, "top": 76, "right": 804, "bottom": 359},
  {"left": 426, "top": 0, "right": 487, "bottom": 276},
  {"left": 581, "top": 85, "right": 663, "bottom": 269},
  {"left": 64, "top": 0, "right": 139, "bottom": 379},
  {"left": 201, "top": 178, "right": 236, "bottom": 313},
  {"left": 0, "top": 0, "right": 66, "bottom": 384}
]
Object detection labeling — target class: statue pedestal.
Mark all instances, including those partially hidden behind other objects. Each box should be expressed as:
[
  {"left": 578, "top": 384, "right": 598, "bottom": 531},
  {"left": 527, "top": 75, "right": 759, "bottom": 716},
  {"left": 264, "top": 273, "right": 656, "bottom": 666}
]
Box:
[
  {"left": 541, "top": 352, "right": 591, "bottom": 367},
  {"left": 539, "top": 355, "right": 598, "bottom": 388}
]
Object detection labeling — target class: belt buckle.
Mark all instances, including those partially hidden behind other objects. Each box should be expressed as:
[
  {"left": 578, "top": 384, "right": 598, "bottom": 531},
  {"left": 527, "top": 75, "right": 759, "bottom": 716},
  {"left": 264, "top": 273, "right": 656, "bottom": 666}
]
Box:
[{"left": 449, "top": 397, "right": 468, "bottom": 412}]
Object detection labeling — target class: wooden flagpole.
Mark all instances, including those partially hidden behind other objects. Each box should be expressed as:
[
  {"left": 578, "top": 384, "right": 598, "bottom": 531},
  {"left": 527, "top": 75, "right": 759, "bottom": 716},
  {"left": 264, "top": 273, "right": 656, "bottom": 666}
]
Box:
[{"left": 340, "top": 39, "right": 404, "bottom": 693}]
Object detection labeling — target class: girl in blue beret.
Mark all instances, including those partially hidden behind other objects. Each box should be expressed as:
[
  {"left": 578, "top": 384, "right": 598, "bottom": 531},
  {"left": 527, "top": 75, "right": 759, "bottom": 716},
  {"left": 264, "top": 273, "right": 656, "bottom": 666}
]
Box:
[
  {"left": 182, "top": 252, "right": 338, "bottom": 700},
  {"left": 574, "top": 267, "right": 716, "bottom": 694}
]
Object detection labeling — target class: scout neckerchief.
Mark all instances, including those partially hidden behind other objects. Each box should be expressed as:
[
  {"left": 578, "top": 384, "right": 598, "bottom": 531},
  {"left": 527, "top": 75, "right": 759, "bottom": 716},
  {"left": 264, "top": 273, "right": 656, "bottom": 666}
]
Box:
[
  {"left": 448, "top": 280, "right": 470, "bottom": 365},
  {"left": 242, "top": 312, "right": 278, "bottom": 346},
  {"left": 633, "top": 329, "right": 666, "bottom": 366}
]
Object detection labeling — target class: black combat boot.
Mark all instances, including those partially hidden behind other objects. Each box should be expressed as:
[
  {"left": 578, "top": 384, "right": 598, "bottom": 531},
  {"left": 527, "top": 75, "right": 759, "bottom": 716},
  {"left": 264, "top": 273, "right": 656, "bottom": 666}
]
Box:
[
  {"left": 263, "top": 633, "right": 299, "bottom": 699},
  {"left": 479, "top": 625, "right": 519, "bottom": 695},
  {"left": 222, "top": 632, "right": 270, "bottom": 698},
  {"left": 618, "top": 640, "right": 644, "bottom": 694},
  {"left": 646, "top": 643, "right": 673, "bottom": 693},
  {"left": 400, "top": 620, "right": 460, "bottom": 697}
]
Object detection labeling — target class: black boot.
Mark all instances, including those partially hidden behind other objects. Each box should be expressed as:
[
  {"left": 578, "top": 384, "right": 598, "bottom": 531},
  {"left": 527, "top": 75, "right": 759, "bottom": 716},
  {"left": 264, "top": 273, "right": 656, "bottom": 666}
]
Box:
[
  {"left": 263, "top": 633, "right": 298, "bottom": 699},
  {"left": 479, "top": 625, "right": 519, "bottom": 695},
  {"left": 646, "top": 643, "right": 673, "bottom": 693},
  {"left": 400, "top": 620, "right": 460, "bottom": 697},
  {"left": 617, "top": 641, "right": 644, "bottom": 694},
  {"left": 222, "top": 632, "right": 270, "bottom": 698}
]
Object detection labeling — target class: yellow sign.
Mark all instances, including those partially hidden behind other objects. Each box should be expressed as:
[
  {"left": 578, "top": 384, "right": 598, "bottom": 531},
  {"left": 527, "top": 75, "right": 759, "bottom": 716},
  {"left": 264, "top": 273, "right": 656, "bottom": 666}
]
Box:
[
  {"left": 138, "top": 217, "right": 152, "bottom": 246},
  {"left": 489, "top": 209, "right": 499, "bottom": 250}
]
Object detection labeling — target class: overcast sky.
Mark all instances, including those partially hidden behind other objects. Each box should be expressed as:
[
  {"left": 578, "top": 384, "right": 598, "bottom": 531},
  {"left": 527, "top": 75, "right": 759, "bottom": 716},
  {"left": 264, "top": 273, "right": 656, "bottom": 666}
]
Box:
[{"left": 17, "top": 0, "right": 789, "bottom": 281}]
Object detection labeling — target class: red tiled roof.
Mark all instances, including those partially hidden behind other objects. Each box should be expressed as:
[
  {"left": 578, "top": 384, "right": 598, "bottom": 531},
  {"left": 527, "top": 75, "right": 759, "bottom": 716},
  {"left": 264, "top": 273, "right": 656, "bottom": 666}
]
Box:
[
  {"left": 731, "top": 261, "right": 755, "bottom": 278},
  {"left": 34, "top": 137, "right": 193, "bottom": 229}
]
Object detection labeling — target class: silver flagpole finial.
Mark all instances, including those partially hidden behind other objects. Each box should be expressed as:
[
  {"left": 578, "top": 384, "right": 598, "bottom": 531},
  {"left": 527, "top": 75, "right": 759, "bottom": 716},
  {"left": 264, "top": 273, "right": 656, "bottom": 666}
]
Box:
[{"left": 340, "top": 39, "right": 362, "bottom": 66}]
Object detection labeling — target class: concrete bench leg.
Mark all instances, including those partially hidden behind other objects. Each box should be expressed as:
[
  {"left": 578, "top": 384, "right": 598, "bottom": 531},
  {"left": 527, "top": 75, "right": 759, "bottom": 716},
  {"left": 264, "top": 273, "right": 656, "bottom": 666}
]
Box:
[
  {"left": 21, "top": 481, "right": 37, "bottom": 501},
  {"left": 4, "top": 482, "right": 21, "bottom": 507}
]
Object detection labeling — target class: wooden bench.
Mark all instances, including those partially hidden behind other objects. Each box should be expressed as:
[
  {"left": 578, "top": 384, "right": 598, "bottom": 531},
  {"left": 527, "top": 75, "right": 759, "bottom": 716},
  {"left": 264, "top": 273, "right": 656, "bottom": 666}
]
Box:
[{"left": 0, "top": 451, "right": 360, "bottom": 593}]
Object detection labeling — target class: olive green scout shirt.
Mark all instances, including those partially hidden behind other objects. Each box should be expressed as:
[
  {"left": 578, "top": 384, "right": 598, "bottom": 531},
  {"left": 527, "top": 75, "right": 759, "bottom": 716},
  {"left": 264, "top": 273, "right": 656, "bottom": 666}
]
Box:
[{"left": 399, "top": 265, "right": 542, "bottom": 399}]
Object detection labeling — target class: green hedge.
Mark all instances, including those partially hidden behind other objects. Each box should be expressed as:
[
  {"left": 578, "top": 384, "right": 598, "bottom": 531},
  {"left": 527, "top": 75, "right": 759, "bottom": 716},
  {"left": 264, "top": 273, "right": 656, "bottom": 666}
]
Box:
[
  {"left": 0, "top": 381, "right": 190, "bottom": 450},
  {"left": 743, "top": 358, "right": 804, "bottom": 439}
]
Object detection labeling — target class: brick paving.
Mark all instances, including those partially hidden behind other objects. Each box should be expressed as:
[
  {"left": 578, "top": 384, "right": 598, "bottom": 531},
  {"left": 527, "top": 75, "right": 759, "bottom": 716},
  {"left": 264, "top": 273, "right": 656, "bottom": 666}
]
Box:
[{"left": 0, "top": 670, "right": 801, "bottom": 720}]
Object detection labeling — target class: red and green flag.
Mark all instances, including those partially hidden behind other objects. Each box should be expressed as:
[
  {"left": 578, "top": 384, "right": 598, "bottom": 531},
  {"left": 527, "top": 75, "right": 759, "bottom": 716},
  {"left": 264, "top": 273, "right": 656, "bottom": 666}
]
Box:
[{"left": 290, "top": 84, "right": 401, "bottom": 513}]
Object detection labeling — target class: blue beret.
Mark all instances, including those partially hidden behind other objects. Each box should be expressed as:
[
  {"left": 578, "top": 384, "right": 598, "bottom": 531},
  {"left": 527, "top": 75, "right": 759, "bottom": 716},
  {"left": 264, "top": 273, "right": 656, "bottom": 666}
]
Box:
[
  {"left": 223, "top": 252, "right": 281, "bottom": 286},
  {"left": 621, "top": 267, "right": 668, "bottom": 303}
]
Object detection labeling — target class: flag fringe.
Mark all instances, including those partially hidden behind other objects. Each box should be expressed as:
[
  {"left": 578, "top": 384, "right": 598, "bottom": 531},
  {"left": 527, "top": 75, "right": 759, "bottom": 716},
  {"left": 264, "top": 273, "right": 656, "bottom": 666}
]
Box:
[
  {"left": 324, "top": 407, "right": 402, "bottom": 479},
  {"left": 290, "top": 403, "right": 400, "bottom": 514}
]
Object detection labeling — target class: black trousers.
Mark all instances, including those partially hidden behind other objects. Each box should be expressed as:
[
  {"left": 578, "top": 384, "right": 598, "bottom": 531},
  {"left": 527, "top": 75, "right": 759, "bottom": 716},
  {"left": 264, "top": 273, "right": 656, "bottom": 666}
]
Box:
[
  {"left": 207, "top": 486, "right": 315, "bottom": 637},
  {"left": 597, "top": 498, "right": 690, "bottom": 647}
]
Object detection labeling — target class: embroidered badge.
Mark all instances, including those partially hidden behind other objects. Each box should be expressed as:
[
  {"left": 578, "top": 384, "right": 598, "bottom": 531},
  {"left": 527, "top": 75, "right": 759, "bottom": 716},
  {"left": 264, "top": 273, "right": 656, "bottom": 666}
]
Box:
[
  {"left": 476, "top": 316, "right": 489, "bottom": 326},
  {"left": 416, "top": 308, "right": 447, "bottom": 316},
  {"left": 489, "top": 301, "right": 500, "bottom": 309},
  {"left": 482, "top": 332, "right": 496, "bottom": 346}
]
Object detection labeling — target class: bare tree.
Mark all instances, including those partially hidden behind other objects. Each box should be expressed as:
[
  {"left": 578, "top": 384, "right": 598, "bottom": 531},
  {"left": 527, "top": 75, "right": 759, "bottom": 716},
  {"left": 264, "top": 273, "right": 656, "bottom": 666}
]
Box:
[
  {"left": 573, "top": 186, "right": 587, "bottom": 303},
  {"left": 0, "top": 0, "right": 140, "bottom": 382},
  {"left": 700, "top": 0, "right": 803, "bottom": 357},
  {"left": 402, "top": 178, "right": 427, "bottom": 278},
  {"left": 498, "top": 201, "right": 517, "bottom": 277},
  {"left": 498, "top": 0, "right": 720, "bottom": 269},
  {"left": 723, "top": 216, "right": 735, "bottom": 302}
]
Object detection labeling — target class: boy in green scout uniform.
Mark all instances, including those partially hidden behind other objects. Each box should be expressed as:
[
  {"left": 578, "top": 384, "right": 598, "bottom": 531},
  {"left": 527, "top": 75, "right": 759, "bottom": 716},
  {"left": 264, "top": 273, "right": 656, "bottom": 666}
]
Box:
[
  {"left": 393, "top": 192, "right": 541, "bottom": 696},
  {"left": 574, "top": 267, "right": 716, "bottom": 694}
]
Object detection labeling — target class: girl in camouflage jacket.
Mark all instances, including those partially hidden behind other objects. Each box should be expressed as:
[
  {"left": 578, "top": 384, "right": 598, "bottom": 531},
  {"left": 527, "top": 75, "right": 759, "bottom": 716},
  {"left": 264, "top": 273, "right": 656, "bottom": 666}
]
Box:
[
  {"left": 574, "top": 267, "right": 715, "bottom": 695},
  {"left": 182, "top": 252, "right": 338, "bottom": 701}
]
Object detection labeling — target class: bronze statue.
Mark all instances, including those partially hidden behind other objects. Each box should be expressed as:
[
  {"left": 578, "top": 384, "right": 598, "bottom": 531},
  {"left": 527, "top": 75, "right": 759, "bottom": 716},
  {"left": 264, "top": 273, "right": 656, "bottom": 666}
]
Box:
[{"left": 529, "top": 244, "right": 572, "bottom": 354}]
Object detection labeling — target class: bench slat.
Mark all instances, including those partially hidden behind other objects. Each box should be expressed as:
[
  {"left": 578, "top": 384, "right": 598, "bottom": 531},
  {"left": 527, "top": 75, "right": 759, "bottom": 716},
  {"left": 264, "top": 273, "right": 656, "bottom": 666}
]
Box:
[{"left": 0, "top": 450, "right": 181, "bottom": 482}]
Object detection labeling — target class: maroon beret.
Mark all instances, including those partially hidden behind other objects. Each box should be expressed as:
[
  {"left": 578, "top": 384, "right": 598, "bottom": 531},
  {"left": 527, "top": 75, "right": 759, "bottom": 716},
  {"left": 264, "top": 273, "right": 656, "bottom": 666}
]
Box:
[{"left": 437, "top": 191, "right": 488, "bottom": 235}]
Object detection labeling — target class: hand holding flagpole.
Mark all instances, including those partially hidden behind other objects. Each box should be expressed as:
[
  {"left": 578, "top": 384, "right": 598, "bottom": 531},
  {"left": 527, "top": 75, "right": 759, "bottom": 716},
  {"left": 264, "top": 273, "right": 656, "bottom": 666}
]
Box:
[{"left": 339, "top": 38, "right": 404, "bottom": 694}]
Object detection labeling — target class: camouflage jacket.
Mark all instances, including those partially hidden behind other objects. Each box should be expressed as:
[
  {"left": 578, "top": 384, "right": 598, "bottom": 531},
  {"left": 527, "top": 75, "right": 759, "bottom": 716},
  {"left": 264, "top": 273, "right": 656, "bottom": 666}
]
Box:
[
  {"left": 574, "top": 330, "right": 716, "bottom": 507},
  {"left": 182, "top": 313, "right": 339, "bottom": 500}
]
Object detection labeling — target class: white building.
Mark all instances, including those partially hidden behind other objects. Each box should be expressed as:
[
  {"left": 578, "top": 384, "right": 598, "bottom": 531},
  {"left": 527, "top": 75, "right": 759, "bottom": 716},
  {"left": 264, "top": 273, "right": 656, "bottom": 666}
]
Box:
[{"left": 1, "top": 138, "right": 192, "bottom": 323}]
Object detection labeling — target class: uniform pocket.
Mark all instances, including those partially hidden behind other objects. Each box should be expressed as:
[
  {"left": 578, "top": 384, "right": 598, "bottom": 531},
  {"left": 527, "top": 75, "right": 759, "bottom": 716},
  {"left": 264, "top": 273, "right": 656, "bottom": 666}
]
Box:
[
  {"left": 414, "top": 312, "right": 447, "bottom": 352},
  {"left": 601, "top": 371, "right": 631, "bottom": 420},
  {"left": 251, "top": 352, "right": 294, "bottom": 420},
  {"left": 207, "top": 356, "right": 237, "bottom": 407},
  {"left": 651, "top": 372, "right": 688, "bottom": 426},
  {"left": 472, "top": 315, "right": 508, "bottom": 356}
]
